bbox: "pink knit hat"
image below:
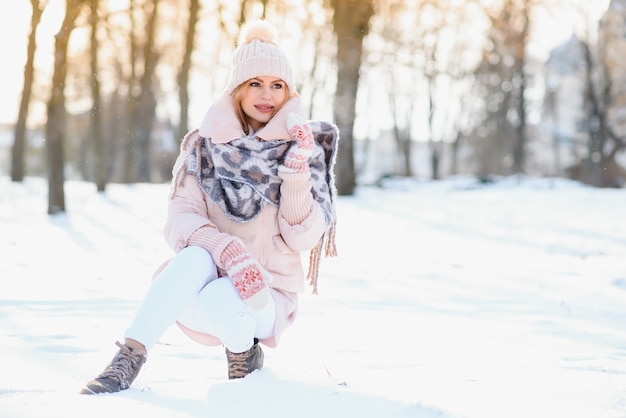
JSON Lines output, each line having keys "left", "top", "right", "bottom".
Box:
{"left": 226, "top": 20, "right": 295, "bottom": 94}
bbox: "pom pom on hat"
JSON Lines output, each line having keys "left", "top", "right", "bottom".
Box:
{"left": 238, "top": 20, "right": 277, "bottom": 44}
{"left": 227, "top": 20, "right": 295, "bottom": 94}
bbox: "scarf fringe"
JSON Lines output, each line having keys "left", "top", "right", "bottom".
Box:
{"left": 306, "top": 221, "right": 338, "bottom": 295}
{"left": 324, "top": 221, "right": 337, "bottom": 257}
{"left": 307, "top": 243, "right": 322, "bottom": 295}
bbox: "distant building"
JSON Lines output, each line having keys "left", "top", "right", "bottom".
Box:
{"left": 542, "top": 35, "right": 589, "bottom": 174}
{"left": 542, "top": 0, "right": 626, "bottom": 186}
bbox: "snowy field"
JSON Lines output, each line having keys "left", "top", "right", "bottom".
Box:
{"left": 1, "top": 175, "right": 625, "bottom": 418}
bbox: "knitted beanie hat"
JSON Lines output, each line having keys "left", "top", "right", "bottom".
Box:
{"left": 226, "top": 20, "right": 295, "bottom": 94}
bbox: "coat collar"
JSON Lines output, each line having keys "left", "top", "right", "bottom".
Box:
{"left": 199, "top": 89, "right": 305, "bottom": 144}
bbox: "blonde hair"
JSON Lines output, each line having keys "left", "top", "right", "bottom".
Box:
{"left": 232, "top": 82, "right": 290, "bottom": 135}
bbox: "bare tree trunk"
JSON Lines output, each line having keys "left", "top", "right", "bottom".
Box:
{"left": 46, "top": 0, "right": 85, "bottom": 214}
{"left": 427, "top": 74, "right": 439, "bottom": 180}
{"left": 177, "top": 0, "right": 200, "bottom": 141}
{"left": 90, "top": 0, "right": 106, "bottom": 192}
{"left": 123, "top": 0, "right": 159, "bottom": 183}
{"left": 450, "top": 131, "right": 462, "bottom": 175}
{"left": 388, "top": 92, "right": 413, "bottom": 177}
{"left": 238, "top": 0, "right": 248, "bottom": 27}
{"left": 511, "top": 0, "right": 529, "bottom": 174}
{"left": 473, "top": 0, "right": 529, "bottom": 177}
{"left": 123, "top": 0, "right": 138, "bottom": 183}
{"left": 582, "top": 40, "right": 606, "bottom": 187}
{"left": 259, "top": 0, "right": 268, "bottom": 18}
{"left": 331, "top": 0, "right": 374, "bottom": 195}
{"left": 135, "top": 0, "right": 160, "bottom": 182}
{"left": 12, "top": 0, "right": 46, "bottom": 182}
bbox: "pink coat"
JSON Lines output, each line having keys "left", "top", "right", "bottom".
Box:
{"left": 160, "top": 92, "right": 327, "bottom": 348}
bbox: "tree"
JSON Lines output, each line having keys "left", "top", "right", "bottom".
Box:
{"left": 90, "top": 0, "right": 106, "bottom": 192}
{"left": 116, "top": 0, "right": 141, "bottom": 183}
{"left": 539, "top": 0, "right": 623, "bottom": 186}
{"left": 12, "top": 0, "right": 46, "bottom": 182}
{"left": 469, "top": 0, "right": 534, "bottom": 177}
{"left": 510, "top": 0, "right": 531, "bottom": 174}
{"left": 46, "top": 0, "right": 87, "bottom": 214}
{"left": 177, "top": 0, "right": 200, "bottom": 141}
{"left": 136, "top": 0, "right": 159, "bottom": 183}
{"left": 374, "top": 0, "right": 422, "bottom": 178}
{"left": 122, "top": 0, "right": 160, "bottom": 183}
{"left": 330, "top": 0, "right": 374, "bottom": 195}
{"left": 592, "top": 1, "right": 626, "bottom": 187}
{"left": 368, "top": 0, "right": 480, "bottom": 180}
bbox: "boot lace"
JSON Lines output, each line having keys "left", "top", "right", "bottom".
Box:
{"left": 99, "top": 341, "right": 144, "bottom": 389}
{"left": 228, "top": 351, "right": 250, "bottom": 379}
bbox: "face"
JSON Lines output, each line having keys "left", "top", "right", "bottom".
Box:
{"left": 239, "top": 76, "right": 288, "bottom": 131}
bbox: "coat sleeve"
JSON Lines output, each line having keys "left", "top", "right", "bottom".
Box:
{"left": 278, "top": 203, "right": 327, "bottom": 252}
{"left": 165, "top": 169, "right": 211, "bottom": 251}
{"left": 277, "top": 170, "right": 327, "bottom": 252}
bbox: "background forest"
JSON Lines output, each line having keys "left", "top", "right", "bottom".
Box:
{"left": 0, "top": 0, "right": 622, "bottom": 215}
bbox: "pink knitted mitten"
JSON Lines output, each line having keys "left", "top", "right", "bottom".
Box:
{"left": 280, "top": 113, "right": 315, "bottom": 173}
{"left": 220, "top": 239, "right": 271, "bottom": 309}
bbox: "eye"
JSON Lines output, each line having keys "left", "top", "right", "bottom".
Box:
{"left": 272, "top": 82, "right": 284, "bottom": 89}
{"left": 249, "top": 81, "right": 261, "bottom": 87}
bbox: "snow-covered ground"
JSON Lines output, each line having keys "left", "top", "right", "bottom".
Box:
{"left": 1, "top": 175, "right": 625, "bottom": 418}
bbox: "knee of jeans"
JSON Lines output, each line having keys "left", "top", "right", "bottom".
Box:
{"left": 178, "top": 245, "right": 212, "bottom": 264}
{"left": 178, "top": 246, "right": 217, "bottom": 273}
{"left": 197, "top": 278, "right": 242, "bottom": 314}
{"left": 156, "top": 246, "right": 218, "bottom": 291}
{"left": 196, "top": 279, "right": 255, "bottom": 344}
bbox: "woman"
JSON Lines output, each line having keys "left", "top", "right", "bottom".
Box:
{"left": 80, "top": 19, "right": 338, "bottom": 395}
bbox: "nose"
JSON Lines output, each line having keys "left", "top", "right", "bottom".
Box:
{"left": 260, "top": 86, "right": 272, "bottom": 99}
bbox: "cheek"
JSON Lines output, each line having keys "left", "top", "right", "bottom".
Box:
{"left": 241, "top": 96, "right": 255, "bottom": 111}
{"left": 240, "top": 88, "right": 256, "bottom": 103}
{"left": 273, "top": 90, "right": 287, "bottom": 105}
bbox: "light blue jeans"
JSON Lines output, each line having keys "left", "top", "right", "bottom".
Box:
{"left": 124, "top": 246, "right": 276, "bottom": 353}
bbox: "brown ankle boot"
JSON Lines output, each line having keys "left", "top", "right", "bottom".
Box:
{"left": 225, "top": 340, "right": 264, "bottom": 379}
{"left": 80, "top": 341, "right": 147, "bottom": 395}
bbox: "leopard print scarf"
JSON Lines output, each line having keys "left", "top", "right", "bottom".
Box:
{"left": 183, "top": 121, "right": 339, "bottom": 292}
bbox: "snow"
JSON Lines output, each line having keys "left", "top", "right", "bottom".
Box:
{"left": 1, "top": 174, "right": 625, "bottom": 418}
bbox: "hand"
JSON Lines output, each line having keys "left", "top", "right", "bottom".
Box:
{"left": 280, "top": 113, "right": 315, "bottom": 173}
{"left": 220, "top": 238, "right": 271, "bottom": 309}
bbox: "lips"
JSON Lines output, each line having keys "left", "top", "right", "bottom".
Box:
{"left": 255, "top": 104, "right": 274, "bottom": 113}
